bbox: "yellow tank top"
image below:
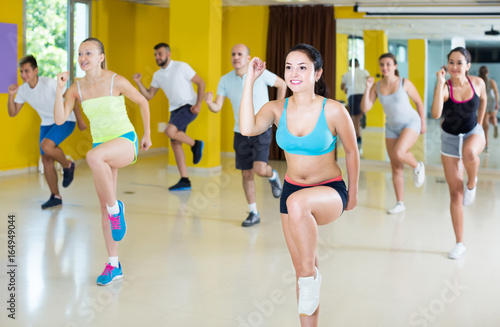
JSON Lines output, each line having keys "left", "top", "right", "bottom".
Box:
{"left": 78, "top": 74, "right": 135, "bottom": 143}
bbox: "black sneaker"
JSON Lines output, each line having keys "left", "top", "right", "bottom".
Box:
{"left": 361, "top": 114, "right": 367, "bottom": 129}
{"left": 269, "top": 169, "right": 283, "bottom": 198}
{"left": 62, "top": 162, "right": 75, "bottom": 188}
{"left": 168, "top": 179, "right": 192, "bottom": 191}
{"left": 242, "top": 212, "right": 260, "bottom": 227}
{"left": 41, "top": 194, "right": 62, "bottom": 209}
{"left": 191, "top": 140, "right": 204, "bottom": 164}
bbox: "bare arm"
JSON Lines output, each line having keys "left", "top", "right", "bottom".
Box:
{"left": 404, "top": 78, "right": 426, "bottom": 134}
{"left": 431, "top": 69, "right": 447, "bottom": 119}
{"left": 329, "top": 100, "right": 359, "bottom": 211}
{"left": 115, "top": 74, "right": 151, "bottom": 151}
{"left": 473, "top": 76, "right": 487, "bottom": 125}
{"left": 132, "top": 73, "right": 159, "bottom": 101}
{"left": 340, "top": 82, "right": 347, "bottom": 94}
{"left": 239, "top": 57, "right": 276, "bottom": 136}
{"left": 7, "top": 84, "right": 23, "bottom": 117}
{"left": 204, "top": 92, "right": 225, "bottom": 113}
{"left": 274, "top": 76, "right": 287, "bottom": 100}
{"left": 54, "top": 72, "right": 78, "bottom": 125}
{"left": 190, "top": 74, "right": 205, "bottom": 114}
{"left": 71, "top": 100, "right": 87, "bottom": 131}
{"left": 360, "top": 77, "right": 377, "bottom": 113}
{"left": 491, "top": 79, "right": 499, "bottom": 110}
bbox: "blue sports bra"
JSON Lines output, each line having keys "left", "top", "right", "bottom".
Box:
{"left": 276, "top": 97, "right": 337, "bottom": 156}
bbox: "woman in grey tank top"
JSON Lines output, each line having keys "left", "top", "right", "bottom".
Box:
{"left": 478, "top": 66, "right": 499, "bottom": 150}
{"left": 361, "top": 53, "right": 426, "bottom": 215}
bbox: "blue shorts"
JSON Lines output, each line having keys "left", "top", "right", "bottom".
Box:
{"left": 385, "top": 118, "right": 421, "bottom": 138}
{"left": 93, "top": 131, "right": 139, "bottom": 164}
{"left": 280, "top": 175, "right": 348, "bottom": 214}
{"left": 233, "top": 129, "right": 272, "bottom": 170}
{"left": 39, "top": 121, "right": 76, "bottom": 155}
{"left": 169, "top": 104, "right": 197, "bottom": 132}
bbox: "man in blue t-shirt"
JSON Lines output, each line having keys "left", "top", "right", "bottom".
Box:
{"left": 205, "top": 44, "right": 286, "bottom": 227}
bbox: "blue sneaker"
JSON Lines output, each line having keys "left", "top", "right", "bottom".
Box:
{"left": 96, "top": 263, "right": 123, "bottom": 286}
{"left": 109, "top": 200, "right": 126, "bottom": 241}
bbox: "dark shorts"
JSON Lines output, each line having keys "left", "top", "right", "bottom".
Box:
{"left": 233, "top": 129, "right": 272, "bottom": 170}
{"left": 93, "top": 131, "right": 139, "bottom": 164}
{"left": 39, "top": 121, "right": 76, "bottom": 155}
{"left": 280, "top": 175, "right": 348, "bottom": 214}
{"left": 169, "top": 104, "right": 197, "bottom": 132}
{"left": 348, "top": 94, "right": 363, "bottom": 116}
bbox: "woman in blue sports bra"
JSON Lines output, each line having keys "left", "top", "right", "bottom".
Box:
{"left": 240, "top": 44, "right": 359, "bottom": 326}
{"left": 54, "top": 38, "right": 151, "bottom": 286}
{"left": 361, "top": 53, "right": 426, "bottom": 215}
{"left": 431, "top": 47, "right": 486, "bottom": 260}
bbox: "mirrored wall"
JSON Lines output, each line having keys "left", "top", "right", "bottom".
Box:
{"left": 336, "top": 17, "right": 500, "bottom": 170}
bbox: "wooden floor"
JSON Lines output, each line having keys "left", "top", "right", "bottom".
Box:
{"left": 1, "top": 153, "right": 500, "bottom": 327}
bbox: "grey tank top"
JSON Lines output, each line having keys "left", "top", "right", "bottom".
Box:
{"left": 377, "top": 77, "right": 420, "bottom": 126}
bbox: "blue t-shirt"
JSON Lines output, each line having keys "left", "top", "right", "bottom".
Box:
{"left": 217, "top": 69, "right": 277, "bottom": 133}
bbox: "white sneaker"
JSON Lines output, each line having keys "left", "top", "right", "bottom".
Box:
{"left": 463, "top": 177, "right": 478, "bottom": 206}
{"left": 387, "top": 202, "right": 406, "bottom": 214}
{"left": 413, "top": 161, "right": 425, "bottom": 188}
{"left": 448, "top": 242, "right": 466, "bottom": 259}
{"left": 298, "top": 267, "right": 321, "bottom": 316}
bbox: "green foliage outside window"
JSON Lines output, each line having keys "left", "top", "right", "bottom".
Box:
{"left": 26, "top": 0, "right": 67, "bottom": 78}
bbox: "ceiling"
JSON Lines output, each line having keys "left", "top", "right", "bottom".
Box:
{"left": 119, "top": 0, "right": 500, "bottom": 45}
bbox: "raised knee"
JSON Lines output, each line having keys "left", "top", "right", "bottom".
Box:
{"left": 85, "top": 149, "right": 101, "bottom": 167}
{"left": 40, "top": 140, "right": 55, "bottom": 154}
{"left": 287, "top": 195, "right": 308, "bottom": 219}
{"left": 393, "top": 150, "right": 406, "bottom": 163}
{"left": 462, "top": 151, "right": 476, "bottom": 164}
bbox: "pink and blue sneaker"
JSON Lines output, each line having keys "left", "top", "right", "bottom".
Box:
{"left": 96, "top": 263, "right": 123, "bottom": 286}
{"left": 109, "top": 200, "right": 126, "bottom": 241}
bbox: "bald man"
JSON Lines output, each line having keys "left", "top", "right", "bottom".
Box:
{"left": 205, "top": 44, "right": 287, "bottom": 227}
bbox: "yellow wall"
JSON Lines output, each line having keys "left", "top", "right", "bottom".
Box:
{"left": 336, "top": 33, "right": 348, "bottom": 104}
{"left": 0, "top": 1, "right": 40, "bottom": 171}
{"left": 169, "top": 0, "right": 221, "bottom": 168}
{"left": 408, "top": 39, "right": 427, "bottom": 162}
{"left": 219, "top": 6, "right": 269, "bottom": 153}
{"left": 364, "top": 30, "right": 388, "bottom": 128}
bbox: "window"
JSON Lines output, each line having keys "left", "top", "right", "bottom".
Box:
{"left": 69, "top": 0, "right": 92, "bottom": 82}
{"left": 347, "top": 36, "right": 365, "bottom": 69}
{"left": 25, "top": 0, "right": 67, "bottom": 78}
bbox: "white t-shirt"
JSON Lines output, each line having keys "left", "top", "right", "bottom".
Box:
{"left": 217, "top": 69, "right": 277, "bottom": 133}
{"left": 15, "top": 76, "right": 75, "bottom": 126}
{"left": 341, "top": 67, "right": 370, "bottom": 97}
{"left": 151, "top": 60, "right": 197, "bottom": 111}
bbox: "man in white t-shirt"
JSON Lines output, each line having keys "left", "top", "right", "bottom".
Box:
{"left": 7, "top": 55, "right": 86, "bottom": 209}
{"left": 341, "top": 59, "right": 370, "bottom": 151}
{"left": 133, "top": 43, "right": 205, "bottom": 191}
{"left": 204, "top": 44, "right": 287, "bottom": 227}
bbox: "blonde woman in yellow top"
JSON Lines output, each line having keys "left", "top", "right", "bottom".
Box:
{"left": 54, "top": 37, "right": 151, "bottom": 285}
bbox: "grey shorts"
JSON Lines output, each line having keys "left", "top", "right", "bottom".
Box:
{"left": 441, "top": 124, "right": 485, "bottom": 158}
{"left": 385, "top": 118, "right": 421, "bottom": 138}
